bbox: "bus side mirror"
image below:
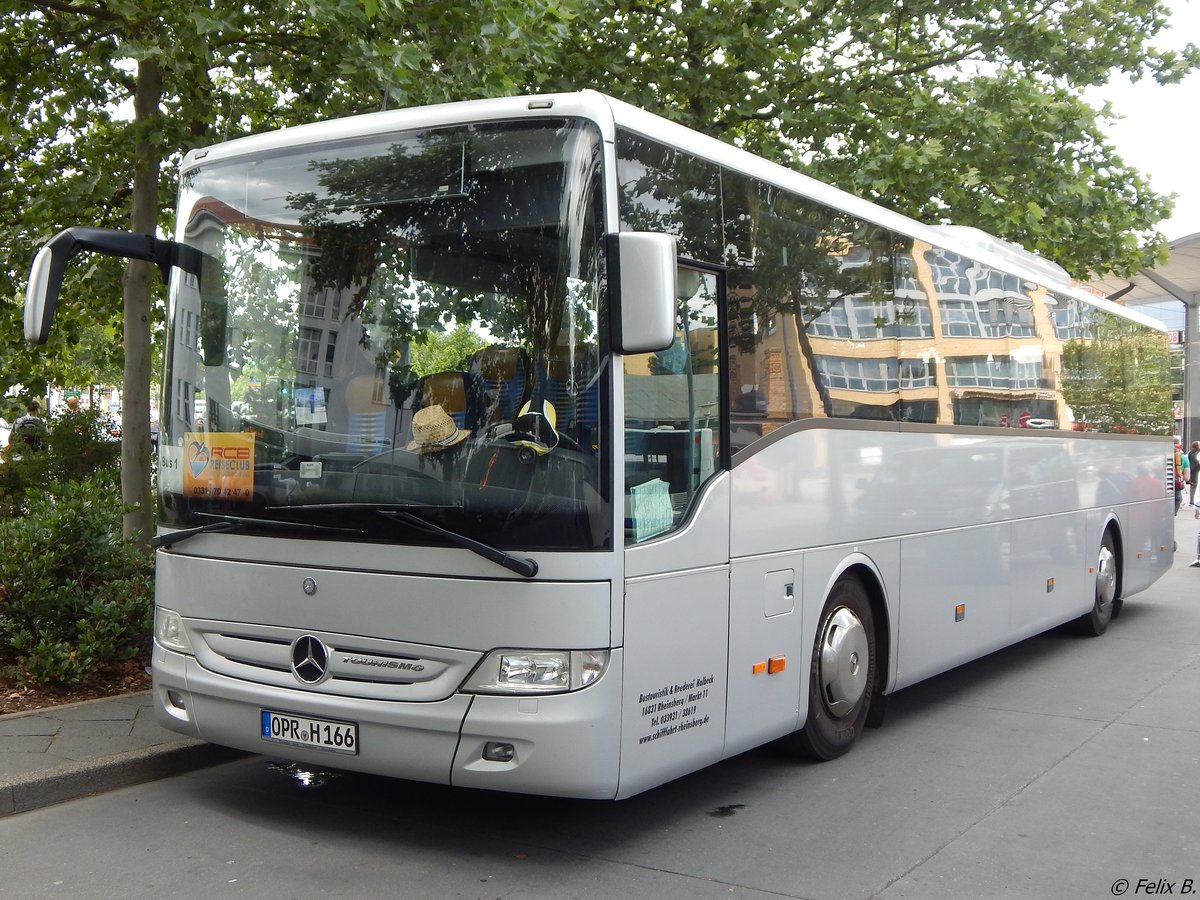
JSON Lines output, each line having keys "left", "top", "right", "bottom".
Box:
{"left": 24, "top": 226, "right": 223, "bottom": 345}
{"left": 609, "top": 232, "right": 677, "bottom": 354}
{"left": 25, "top": 240, "right": 70, "bottom": 344}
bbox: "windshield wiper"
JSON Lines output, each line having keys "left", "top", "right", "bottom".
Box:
{"left": 265, "top": 503, "right": 536, "bottom": 577}
{"left": 151, "top": 520, "right": 239, "bottom": 549}
{"left": 153, "top": 507, "right": 537, "bottom": 578}
{"left": 377, "top": 509, "right": 539, "bottom": 579}
{"left": 275, "top": 502, "right": 462, "bottom": 512}
{"left": 152, "top": 513, "right": 363, "bottom": 550}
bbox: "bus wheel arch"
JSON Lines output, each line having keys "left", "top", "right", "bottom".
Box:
{"left": 789, "top": 565, "right": 886, "bottom": 760}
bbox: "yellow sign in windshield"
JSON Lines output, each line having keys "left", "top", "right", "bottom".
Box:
{"left": 183, "top": 432, "right": 255, "bottom": 501}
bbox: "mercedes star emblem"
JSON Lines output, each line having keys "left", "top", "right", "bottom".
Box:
{"left": 291, "top": 634, "right": 329, "bottom": 684}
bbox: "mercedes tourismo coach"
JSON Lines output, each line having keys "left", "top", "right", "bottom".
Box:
{"left": 25, "top": 91, "right": 1175, "bottom": 798}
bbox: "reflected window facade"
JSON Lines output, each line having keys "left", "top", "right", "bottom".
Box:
{"left": 815, "top": 357, "right": 899, "bottom": 392}
{"left": 946, "top": 356, "right": 1046, "bottom": 390}
{"left": 926, "top": 249, "right": 1038, "bottom": 338}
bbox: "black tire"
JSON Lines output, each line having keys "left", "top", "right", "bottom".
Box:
{"left": 1075, "top": 530, "right": 1119, "bottom": 636}
{"left": 791, "top": 575, "right": 877, "bottom": 760}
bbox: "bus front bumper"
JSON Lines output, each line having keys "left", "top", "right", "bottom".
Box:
{"left": 152, "top": 643, "right": 623, "bottom": 799}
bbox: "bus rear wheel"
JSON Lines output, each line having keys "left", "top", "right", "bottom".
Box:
{"left": 791, "top": 575, "right": 877, "bottom": 760}
{"left": 1076, "top": 530, "right": 1119, "bottom": 636}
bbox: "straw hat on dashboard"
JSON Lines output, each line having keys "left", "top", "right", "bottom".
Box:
{"left": 405, "top": 405, "right": 470, "bottom": 454}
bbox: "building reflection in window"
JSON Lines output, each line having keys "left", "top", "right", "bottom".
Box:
{"left": 615, "top": 129, "right": 1174, "bottom": 454}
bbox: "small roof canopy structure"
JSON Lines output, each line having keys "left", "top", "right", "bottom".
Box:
{"left": 1089, "top": 232, "right": 1200, "bottom": 307}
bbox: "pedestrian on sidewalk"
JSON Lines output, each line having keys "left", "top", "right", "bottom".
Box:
{"left": 1174, "top": 438, "right": 1186, "bottom": 515}
{"left": 10, "top": 400, "right": 46, "bottom": 452}
{"left": 1189, "top": 441, "right": 1200, "bottom": 511}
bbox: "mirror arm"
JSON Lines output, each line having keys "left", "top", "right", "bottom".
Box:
{"left": 162, "top": 241, "right": 207, "bottom": 283}
{"left": 48, "top": 227, "right": 185, "bottom": 283}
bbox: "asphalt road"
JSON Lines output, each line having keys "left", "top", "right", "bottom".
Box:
{"left": 2, "top": 524, "right": 1198, "bottom": 900}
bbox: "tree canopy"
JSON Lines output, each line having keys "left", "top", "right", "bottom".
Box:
{"left": 548, "top": 0, "right": 1197, "bottom": 278}
{"left": 0, "top": 0, "right": 574, "bottom": 537}
{"left": 1, "top": 0, "right": 1195, "bottom": 538}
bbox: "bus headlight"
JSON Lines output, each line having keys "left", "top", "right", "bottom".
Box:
{"left": 154, "top": 606, "right": 194, "bottom": 655}
{"left": 463, "top": 649, "right": 609, "bottom": 694}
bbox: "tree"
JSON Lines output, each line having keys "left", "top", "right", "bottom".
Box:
{"left": 547, "top": 0, "right": 1198, "bottom": 279}
{"left": 1062, "top": 310, "right": 1174, "bottom": 434}
{"left": 0, "top": 0, "right": 575, "bottom": 541}
{"left": 410, "top": 325, "right": 491, "bottom": 379}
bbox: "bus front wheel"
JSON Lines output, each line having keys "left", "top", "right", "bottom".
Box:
{"left": 791, "top": 575, "right": 877, "bottom": 760}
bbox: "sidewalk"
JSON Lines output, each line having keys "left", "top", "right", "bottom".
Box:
{"left": 0, "top": 690, "right": 244, "bottom": 817}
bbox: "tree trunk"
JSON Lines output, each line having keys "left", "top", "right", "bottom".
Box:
{"left": 121, "top": 56, "right": 164, "bottom": 543}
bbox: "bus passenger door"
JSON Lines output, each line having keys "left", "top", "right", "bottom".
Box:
{"left": 617, "top": 265, "right": 732, "bottom": 798}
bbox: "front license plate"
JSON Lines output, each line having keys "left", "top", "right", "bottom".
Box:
{"left": 261, "top": 709, "right": 358, "bottom": 755}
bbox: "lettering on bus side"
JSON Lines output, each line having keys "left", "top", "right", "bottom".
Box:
{"left": 636, "top": 674, "right": 717, "bottom": 745}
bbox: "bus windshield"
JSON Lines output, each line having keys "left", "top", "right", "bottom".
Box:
{"left": 159, "top": 119, "right": 610, "bottom": 551}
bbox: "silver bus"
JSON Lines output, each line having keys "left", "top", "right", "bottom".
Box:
{"left": 25, "top": 91, "right": 1174, "bottom": 799}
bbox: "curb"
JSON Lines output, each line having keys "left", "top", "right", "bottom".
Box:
{"left": 1, "top": 737, "right": 247, "bottom": 818}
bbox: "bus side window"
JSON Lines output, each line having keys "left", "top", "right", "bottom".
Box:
{"left": 624, "top": 267, "right": 721, "bottom": 544}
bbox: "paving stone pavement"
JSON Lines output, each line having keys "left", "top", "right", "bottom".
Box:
{"left": 0, "top": 690, "right": 243, "bottom": 817}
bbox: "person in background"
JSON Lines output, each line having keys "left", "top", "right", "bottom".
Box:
{"left": 10, "top": 400, "right": 47, "bottom": 452}
{"left": 1188, "top": 441, "right": 1200, "bottom": 514}
{"left": 1181, "top": 439, "right": 1190, "bottom": 501}
{"left": 1174, "top": 437, "right": 1186, "bottom": 515}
